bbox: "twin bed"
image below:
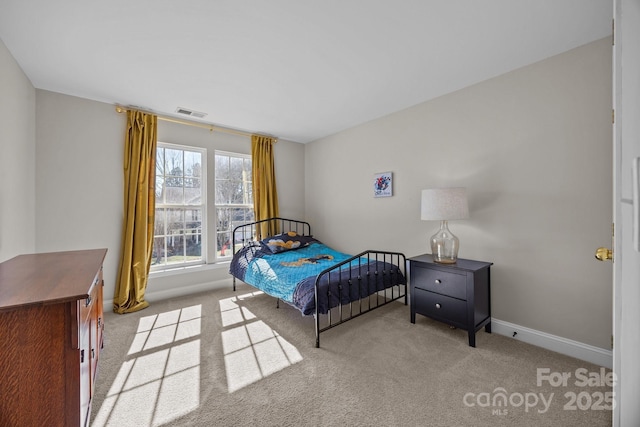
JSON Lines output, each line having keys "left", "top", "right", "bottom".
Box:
{"left": 229, "top": 217, "right": 407, "bottom": 347}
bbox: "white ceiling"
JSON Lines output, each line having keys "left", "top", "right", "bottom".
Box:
{"left": 0, "top": 1, "right": 612, "bottom": 143}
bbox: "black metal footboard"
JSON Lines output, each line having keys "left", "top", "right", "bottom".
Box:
{"left": 230, "top": 218, "right": 407, "bottom": 348}
{"left": 313, "top": 250, "right": 407, "bottom": 348}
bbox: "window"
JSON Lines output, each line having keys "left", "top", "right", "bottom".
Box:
{"left": 151, "top": 145, "right": 252, "bottom": 271}
{"left": 215, "top": 151, "right": 253, "bottom": 259}
{"left": 153, "top": 143, "right": 206, "bottom": 269}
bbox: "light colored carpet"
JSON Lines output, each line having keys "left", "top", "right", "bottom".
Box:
{"left": 90, "top": 280, "right": 612, "bottom": 427}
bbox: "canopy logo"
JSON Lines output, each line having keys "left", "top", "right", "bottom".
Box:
{"left": 463, "top": 367, "right": 615, "bottom": 416}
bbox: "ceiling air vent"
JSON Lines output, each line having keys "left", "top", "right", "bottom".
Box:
{"left": 176, "top": 107, "right": 207, "bottom": 119}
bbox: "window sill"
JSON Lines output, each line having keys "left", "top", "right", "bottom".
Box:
{"left": 149, "top": 261, "right": 230, "bottom": 279}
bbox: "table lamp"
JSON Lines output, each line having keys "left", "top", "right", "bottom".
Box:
{"left": 421, "top": 188, "right": 469, "bottom": 263}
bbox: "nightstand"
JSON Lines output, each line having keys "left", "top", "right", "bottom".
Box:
{"left": 409, "top": 254, "right": 492, "bottom": 347}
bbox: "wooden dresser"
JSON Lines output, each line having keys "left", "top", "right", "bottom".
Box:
{"left": 0, "top": 248, "right": 107, "bottom": 427}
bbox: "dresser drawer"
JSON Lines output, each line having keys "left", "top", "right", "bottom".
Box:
{"left": 412, "top": 265, "right": 466, "bottom": 300}
{"left": 414, "top": 289, "right": 467, "bottom": 325}
{"left": 79, "top": 278, "right": 99, "bottom": 326}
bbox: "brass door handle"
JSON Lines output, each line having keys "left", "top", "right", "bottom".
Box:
{"left": 595, "top": 247, "right": 613, "bottom": 261}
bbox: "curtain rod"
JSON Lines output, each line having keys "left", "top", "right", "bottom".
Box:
{"left": 115, "top": 106, "right": 277, "bottom": 141}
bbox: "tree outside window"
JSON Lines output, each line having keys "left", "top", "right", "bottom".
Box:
{"left": 153, "top": 144, "right": 205, "bottom": 269}
{"left": 215, "top": 152, "right": 253, "bottom": 257}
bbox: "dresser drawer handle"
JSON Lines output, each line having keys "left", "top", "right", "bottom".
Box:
{"left": 435, "top": 303, "right": 441, "bottom": 309}
{"left": 435, "top": 279, "right": 442, "bottom": 284}
{"left": 85, "top": 296, "right": 92, "bottom": 307}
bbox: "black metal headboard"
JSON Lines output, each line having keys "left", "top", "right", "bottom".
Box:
{"left": 232, "top": 217, "right": 311, "bottom": 255}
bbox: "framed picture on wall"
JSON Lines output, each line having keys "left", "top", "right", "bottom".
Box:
{"left": 373, "top": 172, "right": 393, "bottom": 198}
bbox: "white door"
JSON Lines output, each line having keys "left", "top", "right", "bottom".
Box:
{"left": 612, "top": 1, "right": 640, "bottom": 425}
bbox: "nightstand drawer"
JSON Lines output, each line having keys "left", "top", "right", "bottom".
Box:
{"left": 412, "top": 265, "right": 466, "bottom": 300}
{"left": 414, "top": 289, "right": 467, "bottom": 325}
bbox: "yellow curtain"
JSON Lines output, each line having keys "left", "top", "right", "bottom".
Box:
{"left": 114, "top": 110, "right": 158, "bottom": 314}
{"left": 251, "top": 135, "right": 279, "bottom": 239}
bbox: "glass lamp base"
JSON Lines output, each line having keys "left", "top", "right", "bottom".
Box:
{"left": 430, "top": 220, "right": 460, "bottom": 264}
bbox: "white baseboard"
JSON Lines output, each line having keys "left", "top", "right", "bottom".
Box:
{"left": 492, "top": 319, "right": 612, "bottom": 369}
{"left": 103, "top": 278, "right": 232, "bottom": 312}
{"left": 147, "top": 278, "right": 232, "bottom": 301}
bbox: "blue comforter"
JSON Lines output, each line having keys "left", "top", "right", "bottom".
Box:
{"left": 229, "top": 240, "right": 406, "bottom": 315}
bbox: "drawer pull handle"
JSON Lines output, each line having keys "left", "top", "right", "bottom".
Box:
{"left": 85, "top": 296, "right": 92, "bottom": 307}
{"left": 435, "top": 303, "right": 441, "bottom": 309}
{"left": 435, "top": 279, "right": 442, "bottom": 284}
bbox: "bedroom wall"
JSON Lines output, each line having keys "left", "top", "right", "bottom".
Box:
{"left": 35, "top": 91, "right": 125, "bottom": 301}
{"left": 304, "top": 38, "right": 613, "bottom": 350}
{"left": 0, "top": 38, "right": 36, "bottom": 262}
{"left": 34, "top": 90, "right": 305, "bottom": 304}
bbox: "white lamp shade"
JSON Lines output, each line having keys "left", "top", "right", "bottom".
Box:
{"left": 421, "top": 188, "right": 469, "bottom": 221}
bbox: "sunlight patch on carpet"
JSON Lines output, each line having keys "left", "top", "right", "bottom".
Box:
{"left": 92, "top": 305, "right": 202, "bottom": 427}
{"left": 220, "top": 292, "right": 303, "bottom": 392}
